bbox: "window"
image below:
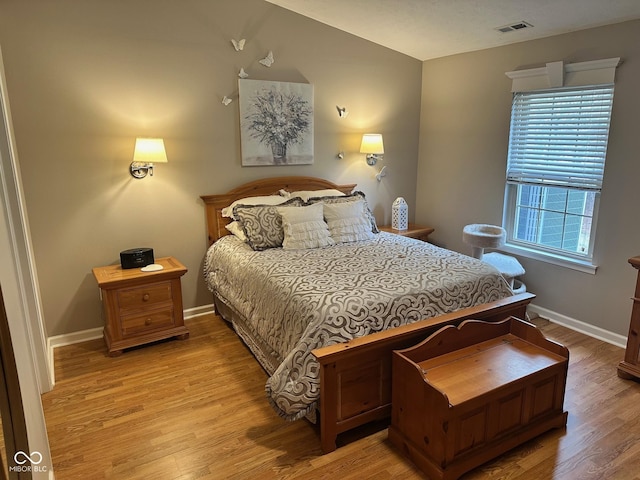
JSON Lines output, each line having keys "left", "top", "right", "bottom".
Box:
{"left": 503, "top": 85, "right": 614, "bottom": 266}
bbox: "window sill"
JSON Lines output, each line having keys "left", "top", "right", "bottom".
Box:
{"left": 500, "top": 243, "right": 598, "bottom": 275}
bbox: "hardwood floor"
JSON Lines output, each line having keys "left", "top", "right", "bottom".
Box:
{"left": 42, "top": 313, "right": 640, "bottom": 480}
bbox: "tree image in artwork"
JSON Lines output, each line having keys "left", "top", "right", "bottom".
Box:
{"left": 239, "top": 80, "right": 314, "bottom": 165}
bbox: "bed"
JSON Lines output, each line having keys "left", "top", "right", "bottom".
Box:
{"left": 201, "top": 176, "right": 534, "bottom": 453}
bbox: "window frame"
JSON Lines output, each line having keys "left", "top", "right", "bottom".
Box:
{"left": 501, "top": 72, "right": 618, "bottom": 274}
{"left": 502, "top": 183, "right": 601, "bottom": 274}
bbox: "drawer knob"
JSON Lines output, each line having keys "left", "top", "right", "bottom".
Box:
{"left": 142, "top": 293, "right": 150, "bottom": 302}
{"left": 145, "top": 318, "right": 152, "bottom": 326}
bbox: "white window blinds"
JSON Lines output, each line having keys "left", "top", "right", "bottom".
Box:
{"left": 506, "top": 85, "right": 614, "bottom": 191}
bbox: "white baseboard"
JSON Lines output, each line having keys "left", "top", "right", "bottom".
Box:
{"left": 184, "top": 304, "right": 215, "bottom": 319}
{"left": 46, "top": 305, "right": 216, "bottom": 386}
{"left": 48, "top": 327, "right": 103, "bottom": 350}
{"left": 528, "top": 303, "right": 627, "bottom": 349}
{"left": 47, "top": 327, "right": 103, "bottom": 387}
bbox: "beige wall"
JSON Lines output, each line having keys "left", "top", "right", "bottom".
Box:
{"left": 0, "top": 0, "right": 422, "bottom": 336}
{"left": 3, "top": 0, "right": 635, "bottom": 341}
{"left": 417, "top": 20, "right": 640, "bottom": 337}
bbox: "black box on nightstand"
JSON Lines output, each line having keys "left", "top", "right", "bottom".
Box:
{"left": 119, "top": 247, "right": 154, "bottom": 269}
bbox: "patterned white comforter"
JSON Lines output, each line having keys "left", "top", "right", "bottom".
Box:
{"left": 204, "top": 233, "right": 512, "bottom": 421}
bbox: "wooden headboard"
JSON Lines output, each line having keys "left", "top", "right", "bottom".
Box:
{"left": 200, "top": 176, "right": 357, "bottom": 246}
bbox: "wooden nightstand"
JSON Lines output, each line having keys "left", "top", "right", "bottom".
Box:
{"left": 92, "top": 256, "right": 189, "bottom": 356}
{"left": 379, "top": 223, "right": 435, "bottom": 242}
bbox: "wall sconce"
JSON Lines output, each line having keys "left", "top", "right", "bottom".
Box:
{"left": 129, "top": 138, "right": 168, "bottom": 179}
{"left": 360, "top": 134, "right": 384, "bottom": 166}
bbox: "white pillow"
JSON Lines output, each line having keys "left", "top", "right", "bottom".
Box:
{"left": 323, "top": 200, "right": 376, "bottom": 244}
{"left": 221, "top": 195, "right": 291, "bottom": 218}
{"left": 224, "top": 221, "right": 247, "bottom": 242}
{"left": 277, "top": 203, "right": 334, "bottom": 250}
{"left": 284, "top": 189, "right": 346, "bottom": 202}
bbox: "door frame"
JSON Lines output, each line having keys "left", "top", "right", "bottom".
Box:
{"left": 0, "top": 45, "right": 53, "bottom": 478}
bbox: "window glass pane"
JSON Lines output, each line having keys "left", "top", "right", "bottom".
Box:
{"left": 540, "top": 210, "right": 564, "bottom": 248}
{"left": 563, "top": 214, "right": 583, "bottom": 251}
{"left": 566, "top": 190, "right": 586, "bottom": 214}
{"left": 542, "top": 188, "right": 567, "bottom": 213}
{"left": 515, "top": 208, "right": 537, "bottom": 242}
{"left": 576, "top": 215, "right": 593, "bottom": 254}
{"left": 519, "top": 184, "right": 541, "bottom": 209}
{"left": 511, "top": 184, "right": 595, "bottom": 257}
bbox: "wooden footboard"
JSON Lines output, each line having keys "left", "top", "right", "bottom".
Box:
{"left": 311, "top": 292, "right": 535, "bottom": 454}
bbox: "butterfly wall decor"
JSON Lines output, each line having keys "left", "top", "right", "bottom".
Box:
{"left": 336, "top": 106, "right": 348, "bottom": 118}
{"left": 259, "top": 51, "right": 274, "bottom": 67}
{"left": 238, "top": 68, "right": 249, "bottom": 79}
{"left": 221, "top": 96, "right": 233, "bottom": 106}
{"left": 231, "top": 38, "right": 245, "bottom": 51}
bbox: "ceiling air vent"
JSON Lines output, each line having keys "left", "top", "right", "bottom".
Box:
{"left": 496, "top": 21, "right": 533, "bottom": 33}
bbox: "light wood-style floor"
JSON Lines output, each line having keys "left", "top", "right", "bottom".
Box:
{"left": 42, "top": 313, "right": 640, "bottom": 480}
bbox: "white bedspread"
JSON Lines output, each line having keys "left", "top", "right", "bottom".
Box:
{"left": 204, "top": 233, "right": 513, "bottom": 420}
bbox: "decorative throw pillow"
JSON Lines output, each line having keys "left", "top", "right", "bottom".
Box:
{"left": 233, "top": 197, "right": 303, "bottom": 251}
{"left": 323, "top": 200, "right": 376, "bottom": 243}
{"left": 307, "top": 191, "right": 379, "bottom": 233}
{"left": 277, "top": 202, "right": 334, "bottom": 250}
{"left": 224, "top": 221, "right": 247, "bottom": 242}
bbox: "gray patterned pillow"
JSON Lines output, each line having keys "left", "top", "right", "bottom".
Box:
{"left": 306, "top": 191, "right": 379, "bottom": 233}
{"left": 233, "top": 197, "right": 304, "bottom": 251}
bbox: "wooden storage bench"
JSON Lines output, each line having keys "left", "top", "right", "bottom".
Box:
{"left": 389, "top": 317, "right": 569, "bottom": 480}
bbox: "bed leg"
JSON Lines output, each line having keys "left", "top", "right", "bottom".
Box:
{"left": 320, "top": 362, "right": 338, "bottom": 453}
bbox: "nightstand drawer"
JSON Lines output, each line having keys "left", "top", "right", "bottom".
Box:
{"left": 120, "top": 307, "right": 175, "bottom": 337}
{"left": 117, "top": 282, "right": 172, "bottom": 311}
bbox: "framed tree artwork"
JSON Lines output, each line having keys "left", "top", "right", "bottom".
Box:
{"left": 238, "top": 79, "right": 314, "bottom": 166}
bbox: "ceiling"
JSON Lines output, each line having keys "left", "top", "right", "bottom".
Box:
{"left": 265, "top": 0, "right": 640, "bottom": 61}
